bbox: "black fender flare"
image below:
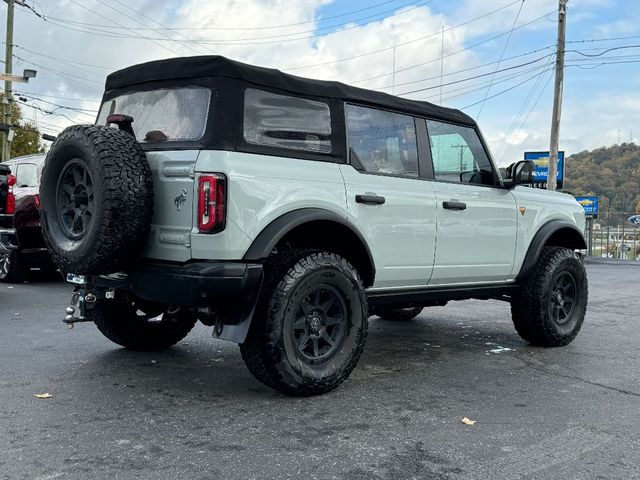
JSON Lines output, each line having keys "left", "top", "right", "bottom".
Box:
{"left": 243, "top": 207, "right": 375, "bottom": 282}
{"left": 516, "top": 220, "right": 587, "bottom": 280}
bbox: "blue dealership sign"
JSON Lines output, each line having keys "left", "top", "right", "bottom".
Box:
{"left": 629, "top": 215, "right": 640, "bottom": 227}
{"left": 524, "top": 151, "right": 565, "bottom": 188}
{"left": 576, "top": 196, "right": 599, "bottom": 216}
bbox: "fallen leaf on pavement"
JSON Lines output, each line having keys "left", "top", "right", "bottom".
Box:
{"left": 461, "top": 417, "right": 476, "bottom": 426}
{"left": 34, "top": 393, "right": 52, "bottom": 399}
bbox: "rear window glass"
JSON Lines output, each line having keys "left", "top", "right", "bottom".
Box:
{"left": 96, "top": 87, "right": 211, "bottom": 143}
{"left": 243, "top": 88, "right": 332, "bottom": 153}
{"left": 15, "top": 163, "right": 39, "bottom": 187}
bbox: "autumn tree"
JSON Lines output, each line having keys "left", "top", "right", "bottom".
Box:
{"left": 0, "top": 92, "right": 43, "bottom": 160}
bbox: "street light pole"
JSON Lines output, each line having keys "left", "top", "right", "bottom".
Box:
{"left": 2, "top": 0, "right": 14, "bottom": 163}
{"left": 547, "top": 0, "right": 568, "bottom": 191}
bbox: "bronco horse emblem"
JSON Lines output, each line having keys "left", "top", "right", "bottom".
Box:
{"left": 174, "top": 188, "right": 188, "bottom": 211}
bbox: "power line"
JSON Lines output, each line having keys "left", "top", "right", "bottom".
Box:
{"left": 30, "top": 0, "right": 434, "bottom": 46}
{"left": 13, "top": 90, "right": 101, "bottom": 103}
{"left": 350, "top": 43, "right": 555, "bottom": 86}
{"left": 460, "top": 68, "right": 550, "bottom": 110}
{"left": 65, "top": 0, "right": 185, "bottom": 57}
{"left": 43, "top": 0, "right": 405, "bottom": 32}
{"left": 475, "top": 0, "right": 525, "bottom": 119}
{"left": 14, "top": 45, "right": 116, "bottom": 71}
{"left": 98, "top": 0, "right": 211, "bottom": 56}
{"left": 285, "top": 1, "right": 528, "bottom": 72}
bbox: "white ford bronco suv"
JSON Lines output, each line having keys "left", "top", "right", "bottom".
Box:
{"left": 39, "top": 56, "right": 587, "bottom": 396}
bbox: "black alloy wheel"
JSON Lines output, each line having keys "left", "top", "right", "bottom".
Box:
{"left": 292, "top": 285, "right": 347, "bottom": 363}
{"left": 56, "top": 159, "right": 94, "bottom": 240}
{"left": 548, "top": 271, "right": 577, "bottom": 326}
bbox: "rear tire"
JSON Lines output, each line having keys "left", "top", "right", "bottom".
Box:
{"left": 511, "top": 247, "right": 588, "bottom": 347}
{"left": 376, "top": 307, "right": 423, "bottom": 321}
{"left": 0, "top": 251, "right": 28, "bottom": 283}
{"left": 240, "top": 251, "right": 368, "bottom": 396}
{"left": 91, "top": 299, "right": 197, "bottom": 351}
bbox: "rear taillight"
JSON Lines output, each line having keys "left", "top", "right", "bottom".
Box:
{"left": 34, "top": 194, "right": 40, "bottom": 209}
{"left": 6, "top": 174, "right": 16, "bottom": 214}
{"left": 198, "top": 174, "right": 226, "bottom": 233}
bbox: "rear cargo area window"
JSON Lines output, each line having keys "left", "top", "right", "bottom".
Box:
{"left": 243, "top": 88, "right": 332, "bottom": 153}
{"left": 96, "top": 87, "right": 211, "bottom": 143}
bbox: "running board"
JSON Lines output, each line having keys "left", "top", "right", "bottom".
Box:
{"left": 367, "top": 284, "right": 518, "bottom": 308}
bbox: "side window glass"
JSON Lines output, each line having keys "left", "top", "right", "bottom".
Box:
{"left": 426, "top": 120, "right": 495, "bottom": 186}
{"left": 243, "top": 88, "right": 332, "bottom": 153}
{"left": 15, "top": 163, "right": 39, "bottom": 188}
{"left": 346, "top": 104, "right": 418, "bottom": 178}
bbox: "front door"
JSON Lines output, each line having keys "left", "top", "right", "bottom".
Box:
{"left": 342, "top": 104, "right": 436, "bottom": 289}
{"left": 425, "top": 119, "right": 517, "bottom": 285}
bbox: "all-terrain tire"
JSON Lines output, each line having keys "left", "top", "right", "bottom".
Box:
{"left": 376, "top": 307, "right": 423, "bottom": 321}
{"left": 0, "top": 251, "right": 28, "bottom": 283}
{"left": 240, "top": 250, "right": 368, "bottom": 396}
{"left": 40, "top": 125, "right": 153, "bottom": 275}
{"left": 511, "top": 247, "right": 588, "bottom": 347}
{"left": 91, "top": 300, "right": 197, "bottom": 351}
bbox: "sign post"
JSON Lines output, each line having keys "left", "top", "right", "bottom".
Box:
{"left": 576, "top": 196, "right": 599, "bottom": 257}
{"left": 525, "top": 151, "right": 565, "bottom": 189}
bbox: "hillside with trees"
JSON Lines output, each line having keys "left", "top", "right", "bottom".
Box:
{"left": 565, "top": 143, "right": 640, "bottom": 214}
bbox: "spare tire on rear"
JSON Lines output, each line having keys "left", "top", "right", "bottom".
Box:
{"left": 40, "top": 125, "right": 153, "bottom": 275}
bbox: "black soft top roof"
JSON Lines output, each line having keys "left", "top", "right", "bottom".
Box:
{"left": 105, "top": 55, "right": 476, "bottom": 127}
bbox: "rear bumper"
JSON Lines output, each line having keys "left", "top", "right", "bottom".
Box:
{"left": 0, "top": 228, "right": 18, "bottom": 254}
{"left": 90, "top": 261, "right": 263, "bottom": 308}
{"left": 79, "top": 260, "right": 264, "bottom": 343}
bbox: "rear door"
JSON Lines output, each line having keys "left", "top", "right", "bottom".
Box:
{"left": 143, "top": 150, "right": 198, "bottom": 263}
{"left": 341, "top": 104, "right": 437, "bottom": 289}
{"left": 425, "top": 119, "right": 517, "bottom": 285}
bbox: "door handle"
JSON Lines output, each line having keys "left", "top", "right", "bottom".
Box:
{"left": 443, "top": 200, "right": 466, "bottom": 210}
{"left": 356, "top": 194, "right": 386, "bottom": 205}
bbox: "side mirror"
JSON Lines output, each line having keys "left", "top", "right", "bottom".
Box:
{"left": 504, "top": 160, "right": 534, "bottom": 187}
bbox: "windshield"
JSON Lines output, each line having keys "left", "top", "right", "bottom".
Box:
{"left": 96, "top": 87, "right": 211, "bottom": 143}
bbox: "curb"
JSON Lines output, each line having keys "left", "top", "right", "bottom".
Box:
{"left": 584, "top": 257, "right": 640, "bottom": 267}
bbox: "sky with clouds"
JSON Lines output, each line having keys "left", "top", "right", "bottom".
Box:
{"left": 2, "top": 0, "right": 639, "bottom": 165}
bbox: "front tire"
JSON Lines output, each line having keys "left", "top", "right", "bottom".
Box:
{"left": 240, "top": 251, "right": 368, "bottom": 396}
{"left": 91, "top": 299, "right": 197, "bottom": 351}
{"left": 511, "top": 247, "right": 588, "bottom": 347}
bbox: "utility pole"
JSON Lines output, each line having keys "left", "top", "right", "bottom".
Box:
{"left": 2, "top": 0, "right": 15, "bottom": 163}
{"left": 547, "top": 0, "right": 568, "bottom": 192}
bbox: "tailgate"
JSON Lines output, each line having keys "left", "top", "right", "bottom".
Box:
{"left": 141, "top": 150, "right": 199, "bottom": 262}
{"left": 0, "top": 165, "right": 9, "bottom": 215}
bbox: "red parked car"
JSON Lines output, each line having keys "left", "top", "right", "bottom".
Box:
{"left": 0, "top": 154, "right": 57, "bottom": 282}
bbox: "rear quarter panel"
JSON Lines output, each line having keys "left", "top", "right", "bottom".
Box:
{"left": 194, "top": 151, "right": 348, "bottom": 260}
{"left": 509, "top": 187, "right": 585, "bottom": 279}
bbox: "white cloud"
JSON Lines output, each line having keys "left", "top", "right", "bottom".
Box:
{"left": 1, "top": 0, "right": 630, "bottom": 160}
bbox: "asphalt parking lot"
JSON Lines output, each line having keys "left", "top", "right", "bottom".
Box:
{"left": 1, "top": 263, "right": 639, "bottom": 480}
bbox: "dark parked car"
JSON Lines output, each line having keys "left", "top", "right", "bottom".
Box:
{"left": 0, "top": 163, "right": 18, "bottom": 257}
{"left": 0, "top": 154, "right": 56, "bottom": 282}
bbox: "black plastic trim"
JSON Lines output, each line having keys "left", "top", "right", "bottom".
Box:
{"left": 368, "top": 284, "right": 517, "bottom": 308}
{"left": 243, "top": 208, "right": 376, "bottom": 280}
{"left": 89, "top": 260, "right": 264, "bottom": 343}
{"left": 516, "top": 220, "right": 587, "bottom": 280}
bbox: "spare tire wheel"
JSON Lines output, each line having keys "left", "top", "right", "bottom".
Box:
{"left": 40, "top": 125, "right": 153, "bottom": 275}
